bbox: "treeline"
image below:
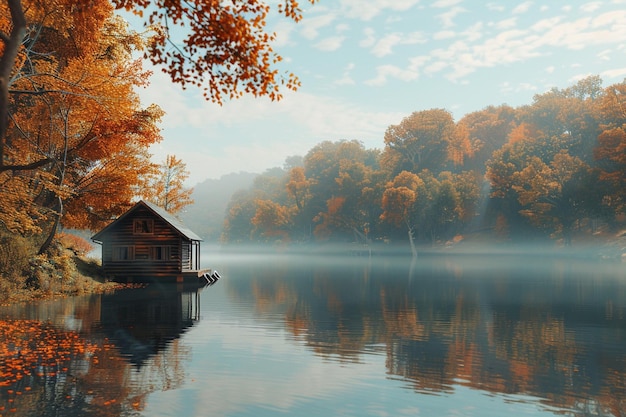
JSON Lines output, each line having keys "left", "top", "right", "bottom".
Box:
{"left": 222, "top": 76, "right": 626, "bottom": 250}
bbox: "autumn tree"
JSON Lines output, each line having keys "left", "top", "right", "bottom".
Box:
{"left": 512, "top": 151, "right": 600, "bottom": 245}
{"left": 303, "top": 140, "right": 379, "bottom": 241}
{"left": 222, "top": 167, "right": 290, "bottom": 243}
{"left": 518, "top": 76, "right": 602, "bottom": 163}
{"left": 0, "top": 1, "right": 164, "bottom": 256}
{"left": 380, "top": 171, "right": 425, "bottom": 257}
{"left": 487, "top": 108, "right": 607, "bottom": 243}
{"left": 594, "top": 80, "right": 626, "bottom": 215}
{"left": 222, "top": 189, "right": 258, "bottom": 244}
{"left": 140, "top": 154, "right": 193, "bottom": 214}
{"left": 251, "top": 199, "right": 292, "bottom": 242}
{"left": 381, "top": 109, "right": 459, "bottom": 176}
{"left": 286, "top": 166, "right": 313, "bottom": 240}
{"left": 1, "top": 0, "right": 316, "bottom": 133}
{"left": 457, "top": 105, "right": 517, "bottom": 174}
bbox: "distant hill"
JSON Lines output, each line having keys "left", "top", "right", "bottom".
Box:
{"left": 179, "top": 172, "right": 257, "bottom": 242}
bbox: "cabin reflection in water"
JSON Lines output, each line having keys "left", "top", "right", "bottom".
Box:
{"left": 96, "top": 285, "right": 202, "bottom": 366}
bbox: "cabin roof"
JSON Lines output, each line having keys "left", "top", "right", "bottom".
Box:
{"left": 91, "top": 200, "right": 202, "bottom": 243}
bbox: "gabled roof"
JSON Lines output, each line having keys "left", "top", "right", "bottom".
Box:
{"left": 91, "top": 200, "right": 202, "bottom": 243}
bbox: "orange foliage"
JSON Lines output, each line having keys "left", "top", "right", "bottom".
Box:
{"left": 0, "top": 1, "right": 163, "bottom": 234}
{"left": 286, "top": 166, "right": 311, "bottom": 212}
{"left": 57, "top": 232, "right": 93, "bottom": 256}
{"left": 507, "top": 122, "right": 542, "bottom": 144}
{"left": 251, "top": 199, "right": 291, "bottom": 241}
{"left": 0, "top": 319, "right": 99, "bottom": 390}
{"left": 111, "top": 0, "right": 316, "bottom": 104}
{"left": 140, "top": 154, "right": 194, "bottom": 214}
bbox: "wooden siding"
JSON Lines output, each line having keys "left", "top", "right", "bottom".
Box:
{"left": 99, "top": 205, "right": 199, "bottom": 279}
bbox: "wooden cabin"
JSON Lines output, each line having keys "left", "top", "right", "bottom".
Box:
{"left": 91, "top": 200, "right": 203, "bottom": 283}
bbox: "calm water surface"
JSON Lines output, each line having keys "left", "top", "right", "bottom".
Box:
{"left": 1, "top": 252, "right": 625, "bottom": 416}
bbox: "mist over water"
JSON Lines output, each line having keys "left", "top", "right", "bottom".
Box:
{"left": 1, "top": 249, "right": 625, "bottom": 416}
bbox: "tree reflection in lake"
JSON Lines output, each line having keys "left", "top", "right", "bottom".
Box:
{"left": 0, "top": 285, "right": 202, "bottom": 416}
{"left": 220, "top": 253, "right": 626, "bottom": 417}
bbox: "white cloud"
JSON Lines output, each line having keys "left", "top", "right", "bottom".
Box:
{"left": 314, "top": 36, "right": 346, "bottom": 51}
{"left": 461, "top": 22, "right": 484, "bottom": 42}
{"left": 336, "top": 23, "right": 350, "bottom": 33}
{"left": 437, "top": 6, "right": 467, "bottom": 28}
{"left": 581, "top": 2, "right": 602, "bottom": 13}
{"left": 530, "top": 16, "right": 562, "bottom": 32}
{"left": 300, "top": 13, "right": 337, "bottom": 40}
{"left": 335, "top": 63, "right": 356, "bottom": 86}
{"left": 545, "top": 65, "right": 555, "bottom": 73}
{"left": 433, "top": 30, "right": 456, "bottom": 40}
{"left": 432, "top": 0, "right": 463, "bottom": 7}
{"left": 395, "top": 8, "right": 626, "bottom": 83}
{"left": 359, "top": 27, "right": 377, "bottom": 48}
{"left": 499, "top": 81, "right": 538, "bottom": 94}
{"left": 369, "top": 31, "right": 427, "bottom": 57}
{"left": 370, "top": 33, "right": 403, "bottom": 57}
{"left": 492, "top": 17, "right": 517, "bottom": 30}
{"left": 597, "top": 49, "right": 612, "bottom": 61}
{"left": 424, "top": 60, "right": 449, "bottom": 75}
{"left": 365, "top": 65, "right": 419, "bottom": 86}
{"left": 601, "top": 67, "right": 626, "bottom": 79}
{"left": 486, "top": 3, "right": 506, "bottom": 12}
{"left": 512, "top": 2, "right": 533, "bottom": 14}
{"left": 568, "top": 72, "right": 594, "bottom": 84}
{"left": 338, "top": 0, "right": 421, "bottom": 21}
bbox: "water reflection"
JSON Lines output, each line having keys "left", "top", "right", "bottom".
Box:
{"left": 0, "top": 285, "right": 202, "bottom": 416}
{"left": 0, "top": 253, "right": 624, "bottom": 417}
{"left": 98, "top": 286, "right": 201, "bottom": 366}
{"left": 221, "top": 254, "right": 626, "bottom": 416}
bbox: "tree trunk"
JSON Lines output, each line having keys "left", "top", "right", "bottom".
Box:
{"left": 38, "top": 197, "right": 62, "bottom": 255}
{"left": 0, "top": 0, "right": 27, "bottom": 160}
{"left": 406, "top": 221, "right": 417, "bottom": 258}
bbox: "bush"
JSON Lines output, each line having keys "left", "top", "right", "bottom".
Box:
{"left": 57, "top": 232, "right": 93, "bottom": 256}
{"left": 0, "top": 231, "right": 34, "bottom": 281}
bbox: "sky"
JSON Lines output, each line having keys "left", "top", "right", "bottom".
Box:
{"left": 132, "top": 0, "right": 626, "bottom": 186}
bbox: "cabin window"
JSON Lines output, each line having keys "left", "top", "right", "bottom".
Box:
{"left": 134, "top": 219, "right": 154, "bottom": 234}
{"left": 112, "top": 246, "right": 133, "bottom": 261}
{"left": 151, "top": 246, "right": 167, "bottom": 261}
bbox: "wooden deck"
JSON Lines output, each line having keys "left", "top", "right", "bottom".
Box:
{"left": 108, "top": 268, "right": 221, "bottom": 285}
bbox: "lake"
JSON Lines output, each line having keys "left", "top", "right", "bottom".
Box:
{"left": 1, "top": 250, "right": 625, "bottom": 416}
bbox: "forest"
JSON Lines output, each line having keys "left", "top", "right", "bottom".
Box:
{"left": 220, "top": 75, "right": 626, "bottom": 254}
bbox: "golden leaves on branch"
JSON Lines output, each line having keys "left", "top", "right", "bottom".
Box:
{"left": 0, "top": 0, "right": 164, "bottom": 234}
{"left": 111, "top": 0, "right": 315, "bottom": 104}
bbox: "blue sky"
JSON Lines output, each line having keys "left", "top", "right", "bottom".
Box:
{"left": 134, "top": 1, "right": 626, "bottom": 185}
